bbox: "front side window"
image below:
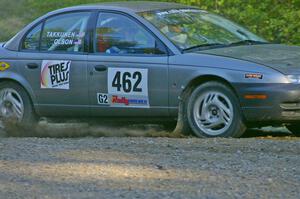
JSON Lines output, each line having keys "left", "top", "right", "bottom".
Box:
{"left": 22, "top": 23, "right": 42, "bottom": 51}
{"left": 41, "top": 12, "right": 91, "bottom": 52}
{"left": 95, "top": 13, "right": 166, "bottom": 55}
{"left": 140, "top": 9, "right": 267, "bottom": 51}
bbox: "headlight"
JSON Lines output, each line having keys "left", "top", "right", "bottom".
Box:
{"left": 286, "top": 75, "right": 300, "bottom": 84}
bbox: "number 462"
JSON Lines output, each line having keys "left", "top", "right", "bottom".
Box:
{"left": 112, "top": 71, "right": 142, "bottom": 93}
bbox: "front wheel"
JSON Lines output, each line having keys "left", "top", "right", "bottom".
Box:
{"left": 286, "top": 125, "right": 300, "bottom": 137}
{"left": 0, "top": 82, "right": 37, "bottom": 130}
{"left": 186, "top": 82, "right": 246, "bottom": 138}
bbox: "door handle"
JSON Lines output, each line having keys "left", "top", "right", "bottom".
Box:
{"left": 94, "top": 65, "right": 107, "bottom": 72}
{"left": 26, "top": 63, "right": 39, "bottom": 69}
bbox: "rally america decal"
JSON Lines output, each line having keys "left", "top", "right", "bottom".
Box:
{"left": 41, "top": 60, "right": 71, "bottom": 89}
{"left": 97, "top": 68, "right": 150, "bottom": 108}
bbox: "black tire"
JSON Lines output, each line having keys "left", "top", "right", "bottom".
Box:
{"left": 0, "top": 81, "right": 37, "bottom": 129}
{"left": 173, "top": 92, "right": 193, "bottom": 136}
{"left": 286, "top": 125, "right": 300, "bottom": 137}
{"left": 184, "top": 81, "right": 246, "bottom": 138}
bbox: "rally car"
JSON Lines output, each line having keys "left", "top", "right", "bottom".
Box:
{"left": 1, "top": 2, "right": 300, "bottom": 138}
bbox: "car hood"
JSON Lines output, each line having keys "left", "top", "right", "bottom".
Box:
{"left": 198, "top": 44, "right": 300, "bottom": 74}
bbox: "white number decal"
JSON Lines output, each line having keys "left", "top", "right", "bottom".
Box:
{"left": 97, "top": 93, "right": 109, "bottom": 105}
{"left": 108, "top": 68, "right": 148, "bottom": 96}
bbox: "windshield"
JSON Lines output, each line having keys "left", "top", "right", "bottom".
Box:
{"left": 139, "top": 9, "right": 266, "bottom": 51}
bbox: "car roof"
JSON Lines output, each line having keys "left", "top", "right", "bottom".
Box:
{"left": 56, "top": 1, "right": 195, "bottom": 13}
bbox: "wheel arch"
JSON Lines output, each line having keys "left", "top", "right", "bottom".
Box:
{"left": 180, "top": 75, "right": 240, "bottom": 102}
{"left": 0, "top": 77, "right": 36, "bottom": 105}
{"left": 174, "top": 74, "right": 246, "bottom": 137}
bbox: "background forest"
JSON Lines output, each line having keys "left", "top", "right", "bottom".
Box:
{"left": 0, "top": 0, "right": 299, "bottom": 45}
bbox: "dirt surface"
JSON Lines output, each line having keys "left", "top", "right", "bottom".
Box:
{"left": 0, "top": 126, "right": 299, "bottom": 199}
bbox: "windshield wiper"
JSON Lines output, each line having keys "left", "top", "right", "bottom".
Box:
{"left": 183, "top": 43, "right": 227, "bottom": 52}
{"left": 182, "top": 40, "right": 270, "bottom": 52}
{"left": 229, "top": 40, "right": 269, "bottom": 46}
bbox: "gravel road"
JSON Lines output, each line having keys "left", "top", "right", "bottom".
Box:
{"left": 0, "top": 126, "right": 299, "bottom": 199}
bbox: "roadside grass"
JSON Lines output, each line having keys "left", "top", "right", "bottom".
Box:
{"left": 0, "top": 17, "right": 25, "bottom": 42}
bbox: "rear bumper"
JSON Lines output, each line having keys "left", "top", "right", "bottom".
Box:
{"left": 233, "top": 83, "right": 300, "bottom": 122}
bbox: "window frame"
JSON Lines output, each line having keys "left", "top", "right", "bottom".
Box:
{"left": 91, "top": 10, "right": 170, "bottom": 57}
{"left": 19, "top": 10, "right": 95, "bottom": 55}
{"left": 20, "top": 22, "right": 43, "bottom": 52}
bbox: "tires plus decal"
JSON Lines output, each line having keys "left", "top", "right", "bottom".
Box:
{"left": 41, "top": 60, "right": 71, "bottom": 89}
{"left": 101, "top": 68, "right": 149, "bottom": 108}
{"left": 0, "top": 62, "right": 10, "bottom": 71}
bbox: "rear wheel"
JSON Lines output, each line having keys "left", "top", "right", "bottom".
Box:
{"left": 0, "top": 82, "right": 37, "bottom": 130}
{"left": 185, "top": 82, "right": 246, "bottom": 138}
{"left": 286, "top": 125, "right": 300, "bottom": 137}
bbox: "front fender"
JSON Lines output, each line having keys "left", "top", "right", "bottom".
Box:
{"left": 169, "top": 64, "right": 286, "bottom": 109}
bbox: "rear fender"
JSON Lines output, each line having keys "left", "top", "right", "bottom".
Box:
{"left": 0, "top": 71, "right": 36, "bottom": 104}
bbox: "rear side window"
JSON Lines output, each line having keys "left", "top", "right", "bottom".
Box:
{"left": 22, "top": 23, "right": 42, "bottom": 51}
{"left": 40, "top": 12, "right": 91, "bottom": 52}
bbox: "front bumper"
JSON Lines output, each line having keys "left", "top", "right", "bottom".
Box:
{"left": 233, "top": 83, "right": 300, "bottom": 122}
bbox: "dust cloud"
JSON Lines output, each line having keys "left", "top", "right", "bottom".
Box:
{"left": 2, "top": 120, "right": 184, "bottom": 138}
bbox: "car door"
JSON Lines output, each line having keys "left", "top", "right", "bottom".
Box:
{"left": 88, "top": 12, "right": 169, "bottom": 117}
{"left": 18, "top": 12, "right": 91, "bottom": 116}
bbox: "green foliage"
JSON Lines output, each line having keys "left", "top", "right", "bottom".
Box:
{"left": 1, "top": 0, "right": 299, "bottom": 45}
